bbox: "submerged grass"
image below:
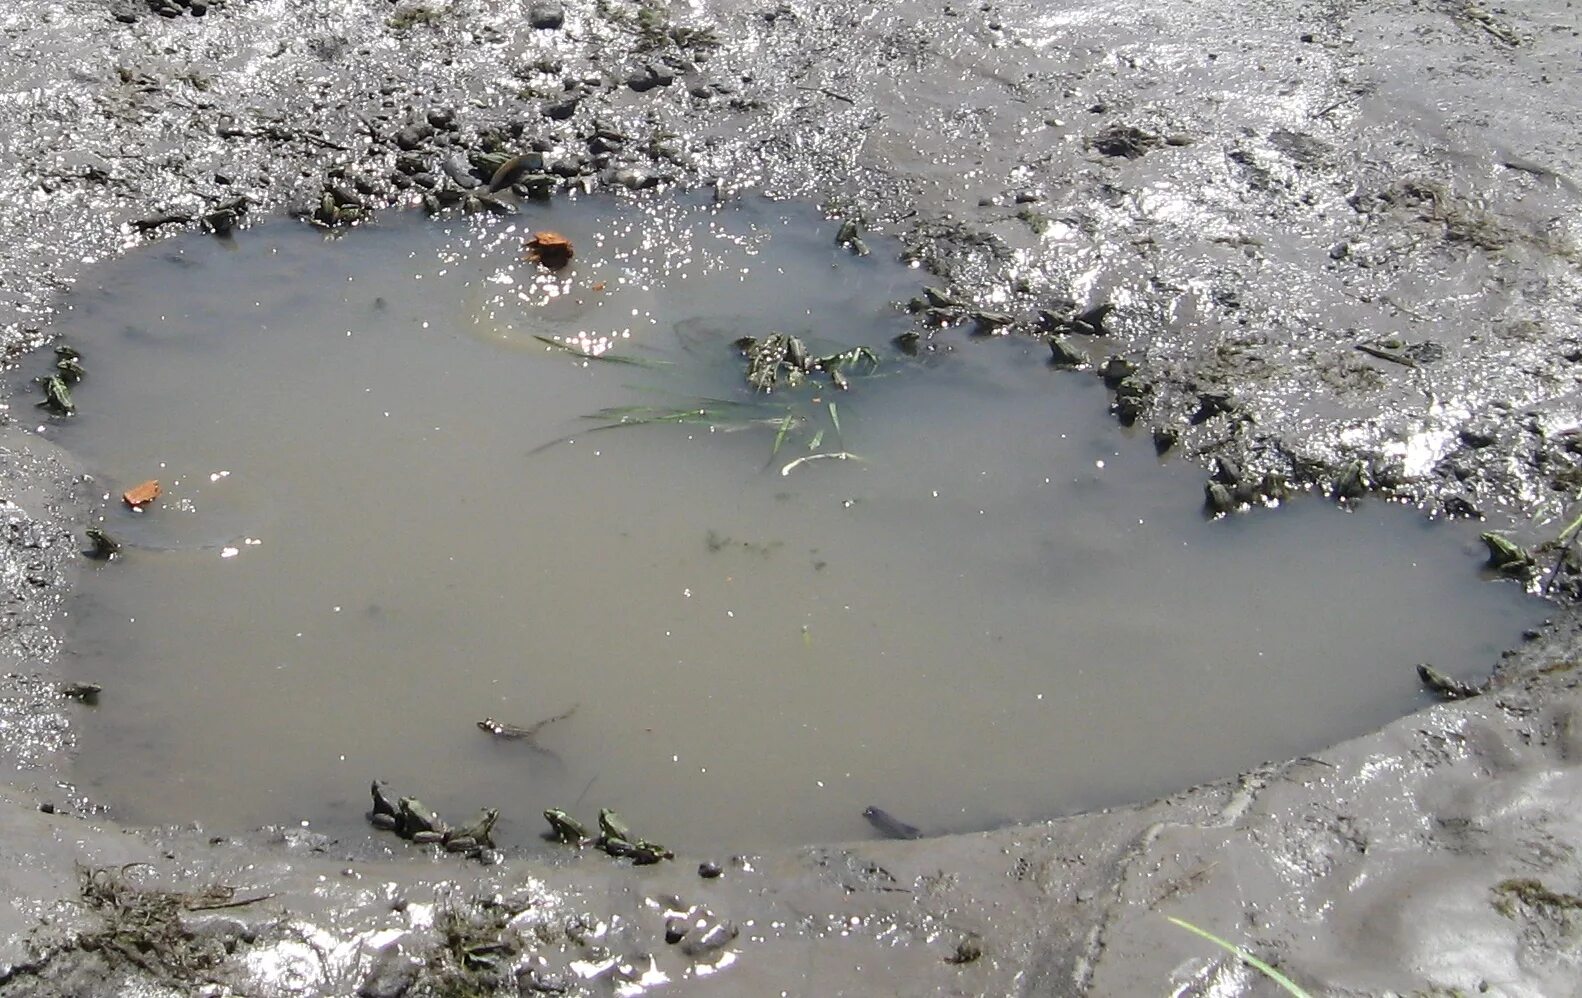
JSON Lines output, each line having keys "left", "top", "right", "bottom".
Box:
{"left": 532, "top": 335, "right": 670, "bottom": 368}
{"left": 531, "top": 331, "right": 882, "bottom": 470}
{"left": 1167, "top": 916, "right": 1313, "bottom": 997}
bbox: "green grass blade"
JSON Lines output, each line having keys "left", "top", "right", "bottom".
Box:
{"left": 1166, "top": 916, "right": 1313, "bottom": 998}
{"left": 1558, "top": 508, "right": 1582, "bottom": 546}
{"left": 772, "top": 413, "right": 795, "bottom": 457}
{"left": 807, "top": 429, "right": 824, "bottom": 451}
{"left": 828, "top": 401, "right": 841, "bottom": 435}
{"left": 533, "top": 335, "right": 669, "bottom": 368}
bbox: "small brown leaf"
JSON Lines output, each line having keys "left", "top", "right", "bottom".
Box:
{"left": 123, "top": 480, "right": 161, "bottom": 508}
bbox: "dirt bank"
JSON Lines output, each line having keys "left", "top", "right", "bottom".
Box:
{"left": 1, "top": 0, "right": 1580, "bottom": 993}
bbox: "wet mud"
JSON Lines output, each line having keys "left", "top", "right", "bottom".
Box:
{"left": 0, "top": 0, "right": 1579, "bottom": 994}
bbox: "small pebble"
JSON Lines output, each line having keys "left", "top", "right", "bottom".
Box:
{"left": 698, "top": 860, "right": 723, "bottom": 879}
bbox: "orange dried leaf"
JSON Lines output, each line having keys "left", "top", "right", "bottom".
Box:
{"left": 123, "top": 480, "right": 161, "bottom": 507}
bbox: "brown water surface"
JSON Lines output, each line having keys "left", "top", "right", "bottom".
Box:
{"left": 32, "top": 196, "right": 1542, "bottom": 849}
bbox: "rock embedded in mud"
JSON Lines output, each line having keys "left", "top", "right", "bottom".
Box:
{"left": 627, "top": 63, "right": 675, "bottom": 92}
{"left": 394, "top": 123, "right": 434, "bottom": 151}
{"left": 528, "top": 1, "right": 565, "bottom": 29}
{"left": 1190, "top": 391, "right": 1238, "bottom": 424}
{"left": 1088, "top": 125, "right": 1163, "bottom": 159}
{"left": 1047, "top": 336, "right": 1087, "bottom": 368}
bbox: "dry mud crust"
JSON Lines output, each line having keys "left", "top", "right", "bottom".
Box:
{"left": 0, "top": 0, "right": 1579, "bottom": 994}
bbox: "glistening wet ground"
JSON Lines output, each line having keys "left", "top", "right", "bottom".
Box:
{"left": 32, "top": 197, "right": 1541, "bottom": 850}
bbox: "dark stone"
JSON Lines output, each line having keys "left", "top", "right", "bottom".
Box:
{"left": 587, "top": 134, "right": 622, "bottom": 155}
{"left": 609, "top": 166, "right": 659, "bottom": 190}
{"left": 441, "top": 157, "right": 480, "bottom": 188}
{"left": 627, "top": 63, "right": 675, "bottom": 92}
{"left": 528, "top": 2, "right": 565, "bottom": 29}
{"left": 971, "top": 311, "right": 1013, "bottom": 335}
{"left": 358, "top": 944, "right": 420, "bottom": 998}
{"left": 549, "top": 154, "right": 588, "bottom": 178}
{"left": 1190, "top": 391, "right": 1237, "bottom": 424}
{"left": 425, "top": 107, "right": 457, "bottom": 130}
{"left": 698, "top": 860, "right": 723, "bottom": 879}
{"left": 1047, "top": 336, "right": 1087, "bottom": 368}
{"left": 1089, "top": 125, "right": 1161, "bottom": 159}
{"left": 543, "top": 97, "right": 580, "bottom": 120}
{"left": 1460, "top": 424, "right": 1499, "bottom": 448}
{"left": 393, "top": 123, "right": 434, "bottom": 151}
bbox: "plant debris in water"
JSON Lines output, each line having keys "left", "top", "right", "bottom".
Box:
{"left": 734, "top": 333, "right": 879, "bottom": 393}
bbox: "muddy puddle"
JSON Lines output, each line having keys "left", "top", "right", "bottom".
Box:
{"left": 23, "top": 196, "right": 1543, "bottom": 851}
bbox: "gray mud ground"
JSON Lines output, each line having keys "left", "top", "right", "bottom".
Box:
{"left": 1, "top": 0, "right": 1581, "bottom": 994}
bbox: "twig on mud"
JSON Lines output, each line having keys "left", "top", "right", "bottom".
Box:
{"left": 186, "top": 893, "right": 278, "bottom": 911}
{"left": 794, "top": 85, "right": 855, "bottom": 104}
{"left": 1354, "top": 343, "right": 1418, "bottom": 368}
{"left": 1148, "top": 862, "right": 1219, "bottom": 909}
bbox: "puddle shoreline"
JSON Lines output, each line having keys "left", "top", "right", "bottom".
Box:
{"left": 25, "top": 203, "right": 1544, "bottom": 852}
